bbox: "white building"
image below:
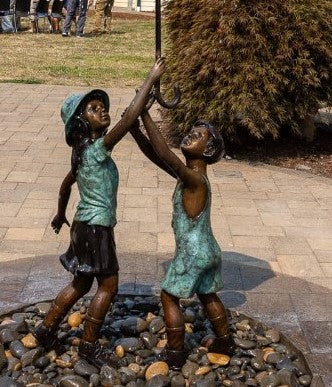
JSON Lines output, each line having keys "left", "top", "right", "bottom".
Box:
{"left": 114, "top": 0, "right": 155, "bottom": 12}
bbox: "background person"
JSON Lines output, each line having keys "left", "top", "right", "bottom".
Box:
{"left": 92, "top": 0, "right": 114, "bottom": 34}
{"left": 62, "top": 0, "right": 90, "bottom": 37}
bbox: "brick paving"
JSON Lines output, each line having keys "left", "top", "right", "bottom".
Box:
{"left": 0, "top": 83, "right": 331, "bottom": 385}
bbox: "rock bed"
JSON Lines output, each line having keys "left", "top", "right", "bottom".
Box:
{"left": 0, "top": 296, "right": 313, "bottom": 386}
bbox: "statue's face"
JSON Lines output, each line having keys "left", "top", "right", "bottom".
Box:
{"left": 84, "top": 99, "right": 110, "bottom": 133}
{"left": 180, "top": 126, "right": 210, "bottom": 158}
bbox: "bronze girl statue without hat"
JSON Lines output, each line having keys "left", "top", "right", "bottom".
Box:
{"left": 31, "top": 58, "right": 165, "bottom": 369}
{"left": 131, "top": 108, "right": 236, "bottom": 369}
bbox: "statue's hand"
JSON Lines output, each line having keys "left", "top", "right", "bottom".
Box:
{"left": 150, "top": 57, "right": 165, "bottom": 81}
{"left": 51, "top": 214, "right": 70, "bottom": 234}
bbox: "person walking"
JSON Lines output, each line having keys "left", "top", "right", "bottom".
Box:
{"left": 29, "top": 0, "right": 40, "bottom": 32}
{"left": 62, "top": 0, "right": 89, "bottom": 37}
{"left": 92, "top": 0, "right": 114, "bottom": 34}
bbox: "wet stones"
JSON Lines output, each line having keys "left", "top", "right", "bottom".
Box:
{"left": 145, "top": 361, "right": 169, "bottom": 380}
{"left": 0, "top": 296, "right": 313, "bottom": 387}
{"left": 0, "top": 343, "right": 7, "bottom": 371}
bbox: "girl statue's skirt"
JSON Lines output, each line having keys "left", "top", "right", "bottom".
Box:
{"left": 60, "top": 221, "right": 119, "bottom": 277}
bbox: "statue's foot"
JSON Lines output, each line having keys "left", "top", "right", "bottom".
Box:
{"left": 158, "top": 348, "right": 187, "bottom": 371}
{"left": 78, "top": 340, "right": 119, "bottom": 369}
{"left": 31, "top": 323, "right": 58, "bottom": 351}
{"left": 208, "top": 333, "right": 236, "bottom": 356}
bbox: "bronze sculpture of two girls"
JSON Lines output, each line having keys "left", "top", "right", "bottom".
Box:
{"left": 32, "top": 58, "right": 235, "bottom": 370}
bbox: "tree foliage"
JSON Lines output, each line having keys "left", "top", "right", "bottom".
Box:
{"left": 163, "top": 0, "right": 332, "bottom": 141}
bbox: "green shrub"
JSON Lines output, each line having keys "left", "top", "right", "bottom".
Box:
{"left": 163, "top": 0, "right": 332, "bottom": 141}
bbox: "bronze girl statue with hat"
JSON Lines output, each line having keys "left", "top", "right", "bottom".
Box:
{"left": 31, "top": 58, "right": 165, "bottom": 368}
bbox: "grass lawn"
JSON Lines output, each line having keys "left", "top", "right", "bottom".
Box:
{"left": 0, "top": 18, "right": 155, "bottom": 87}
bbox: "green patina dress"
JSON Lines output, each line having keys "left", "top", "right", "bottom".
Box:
{"left": 60, "top": 138, "right": 120, "bottom": 276}
{"left": 161, "top": 176, "right": 223, "bottom": 298}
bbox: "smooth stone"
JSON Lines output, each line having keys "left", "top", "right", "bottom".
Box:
{"left": 222, "top": 380, "right": 233, "bottom": 387}
{"left": 128, "top": 362, "right": 141, "bottom": 374}
{"left": 21, "top": 333, "right": 38, "bottom": 349}
{"left": 276, "top": 356, "right": 298, "bottom": 372}
{"left": 114, "top": 338, "right": 142, "bottom": 352}
{"left": 195, "top": 366, "right": 211, "bottom": 375}
{"left": 21, "top": 348, "right": 42, "bottom": 367}
{"left": 255, "top": 371, "right": 268, "bottom": 383}
{"left": 246, "top": 378, "right": 257, "bottom": 386}
{"left": 194, "top": 379, "right": 216, "bottom": 387}
{"left": 9, "top": 340, "right": 29, "bottom": 358}
{"left": 234, "top": 337, "right": 255, "bottom": 349}
{"left": 146, "top": 375, "right": 171, "bottom": 387}
{"left": 121, "top": 317, "right": 148, "bottom": 335}
{"left": 89, "top": 373, "right": 100, "bottom": 387}
{"left": 260, "top": 373, "right": 279, "bottom": 387}
{"left": 227, "top": 365, "right": 240, "bottom": 376}
{"left": 136, "top": 349, "right": 153, "bottom": 358}
{"left": 265, "top": 329, "right": 280, "bottom": 343}
{"left": 232, "top": 381, "right": 247, "bottom": 387}
{"left": 115, "top": 345, "right": 125, "bottom": 358}
{"left": 58, "top": 374, "right": 89, "bottom": 387}
{"left": 183, "top": 308, "right": 196, "bottom": 323}
{"left": 11, "top": 314, "right": 27, "bottom": 324}
{"left": 149, "top": 317, "right": 165, "bottom": 334}
{"left": 230, "top": 357, "right": 242, "bottom": 366}
{"left": 118, "top": 366, "right": 136, "bottom": 384}
{"left": 299, "top": 374, "right": 312, "bottom": 386}
{"left": 127, "top": 380, "right": 146, "bottom": 387}
{"left": 73, "top": 359, "right": 98, "bottom": 377}
{"left": 157, "top": 339, "right": 167, "bottom": 348}
{"left": 266, "top": 352, "right": 284, "bottom": 364}
{"left": 140, "top": 331, "right": 158, "bottom": 350}
{"left": 6, "top": 357, "right": 21, "bottom": 372}
{"left": 67, "top": 312, "right": 82, "bottom": 328}
{"left": 277, "top": 369, "right": 300, "bottom": 386}
{"left": 182, "top": 360, "right": 200, "bottom": 378}
{"left": 171, "top": 373, "right": 186, "bottom": 386}
{"left": 251, "top": 356, "right": 266, "bottom": 371}
{"left": 0, "top": 328, "right": 20, "bottom": 344}
{"left": 145, "top": 361, "right": 169, "bottom": 381}
{"left": 0, "top": 376, "right": 24, "bottom": 387}
{"left": 35, "top": 303, "right": 51, "bottom": 316}
{"left": 0, "top": 343, "right": 8, "bottom": 371}
{"left": 207, "top": 353, "right": 230, "bottom": 366}
{"left": 35, "top": 355, "right": 50, "bottom": 368}
{"left": 100, "top": 365, "right": 121, "bottom": 386}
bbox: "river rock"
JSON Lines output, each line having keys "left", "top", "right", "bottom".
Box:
{"left": 0, "top": 376, "right": 24, "bottom": 387}
{"left": 100, "top": 365, "right": 121, "bottom": 386}
{"left": 114, "top": 337, "right": 142, "bottom": 352}
{"left": 118, "top": 366, "right": 136, "bottom": 384}
{"left": 9, "top": 340, "right": 29, "bottom": 358}
{"left": 195, "top": 366, "right": 211, "bottom": 375}
{"left": 266, "top": 352, "right": 284, "bottom": 364}
{"left": 58, "top": 374, "right": 89, "bottom": 387}
{"left": 35, "top": 303, "right": 51, "bottom": 316}
{"left": 68, "top": 312, "right": 82, "bottom": 328}
{"left": 21, "top": 333, "right": 38, "bottom": 349}
{"left": 299, "top": 374, "right": 312, "bottom": 386}
{"left": 265, "top": 329, "right": 280, "bottom": 343}
{"left": 171, "top": 373, "right": 186, "bottom": 386}
{"left": 149, "top": 317, "right": 165, "bottom": 334}
{"left": 74, "top": 359, "right": 98, "bottom": 377}
{"left": 115, "top": 345, "right": 125, "bottom": 358}
{"left": 234, "top": 338, "right": 255, "bottom": 349}
{"left": 35, "top": 355, "right": 50, "bottom": 368}
{"left": 207, "top": 353, "right": 230, "bottom": 366}
{"left": 145, "top": 361, "right": 169, "bottom": 380}
{"left": 6, "top": 356, "right": 21, "bottom": 372}
{"left": 182, "top": 360, "right": 199, "bottom": 378}
{"left": 0, "top": 343, "right": 8, "bottom": 371}
{"left": 21, "top": 347, "right": 42, "bottom": 367}
{"left": 121, "top": 317, "right": 148, "bottom": 335}
{"left": 140, "top": 331, "right": 158, "bottom": 349}
{"left": 0, "top": 328, "right": 20, "bottom": 344}
{"left": 146, "top": 374, "right": 171, "bottom": 387}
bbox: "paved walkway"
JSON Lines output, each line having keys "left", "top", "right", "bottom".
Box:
{"left": 0, "top": 83, "right": 331, "bottom": 385}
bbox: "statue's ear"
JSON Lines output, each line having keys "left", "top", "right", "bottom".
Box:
{"left": 203, "top": 142, "right": 215, "bottom": 158}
